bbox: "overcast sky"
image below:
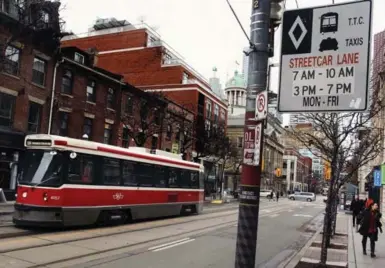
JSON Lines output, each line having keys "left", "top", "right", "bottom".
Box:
{"left": 60, "top": 0, "right": 383, "bottom": 124}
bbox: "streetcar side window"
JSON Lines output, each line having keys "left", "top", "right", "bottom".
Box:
{"left": 135, "top": 162, "right": 166, "bottom": 187}
{"left": 168, "top": 167, "right": 180, "bottom": 188}
{"left": 103, "top": 158, "right": 121, "bottom": 185}
{"left": 67, "top": 154, "right": 95, "bottom": 184}
{"left": 122, "top": 160, "right": 137, "bottom": 186}
{"left": 191, "top": 171, "right": 199, "bottom": 189}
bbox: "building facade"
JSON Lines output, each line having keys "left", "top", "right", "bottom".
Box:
{"left": 0, "top": 0, "right": 61, "bottom": 199}
{"left": 52, "top": 46, "right": 194, "bottom": 158}
{"left": 61, "top": 19, "right": 227, "bottom": 159}
{"left": 283, "top": 148, "right": 312, "bottom": 192}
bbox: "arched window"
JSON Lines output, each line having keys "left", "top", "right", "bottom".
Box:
{"left": 41, "top": 10, "right": 49, "bottom": 23}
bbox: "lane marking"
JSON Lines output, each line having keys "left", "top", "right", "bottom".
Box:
{"left": 269, "top": 214, "right": 279, "bottom": 218}
{"left": 293, "top": 214, "right": 313, "bottom": 218}
{"left": 148, "top": 238, "right": 191, "bottom": 251}
{"left": 288, "top": 209, "right": 294, "bottom": 212}
{"left": 152, "top": 238, "right": 195, "bottom": 252}
{"left": 261, "top": 209, "right": 271, "bottom": 213}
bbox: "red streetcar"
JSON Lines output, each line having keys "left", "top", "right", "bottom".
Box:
{"left": 13, "top": 135, "right": 204, "bottom": 227}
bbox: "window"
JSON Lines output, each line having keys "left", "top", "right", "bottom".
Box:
{"left": 206, "top": 101, "right": 212, "bottom": 118}
{"left": 40, "top": 9, "right": 49, "bottom": 23}
{"left": 104, "top": 123, "right": 112, "bottom": 144}
{"left": 175, "top": 125, "right": 180, "bottom": 141}
{"left": 103, "top": 158, "right": 120, "bottom": 185}
{"left": 214, "top": 104, "right": 219, "bottom": 122}
{"left": 122, "top": 160, "right": 136, "bottom": 186}
{"left": 154, "top": 110, "right": 161, "bottom": 125}
{"left": 27, "top": 102, "right": 41, "bottom": 133}
{"left": 166, "top": 124, "right": 172, "bottom": 139}
{"left": 107, "top": 88, "right": 115, "bottom": 109}
{"left": 220, "top": 109, "right": 226, "bottom": 121}
{"left": 205, "top": 119, "right": 211, "bottom": 132}
{"left": 151, "top": 136, "right": 158, "bottom": 149}
{"left": 0, "top": 92, "right": 15, "bottom": 128}
{"left": 4, "top": 46, "right": 20, "bottom": 76}
{"left": 182, "top": 72, "right": 188, "bottom": 84}
{"left": 140, "top": 99, "right": 148, "bottom": 119}
{"left": 59, "top": 112, "right": 69, "bottom": 136}
{"left": 68, "top": 154, "right": 94, "bottom": 184}
{"left": 74, "top": 52, "right": 84, "bottom": 64}
{"left": 237, "top": 137, "right": 243, "bottom": 148}
{"left": 122, "top": 127, "right": 130, "bottom": 148}
{"left": 32, "top": 57, "right": 46, "bottom": 86}
{"left": 134, "top": 163, "right": 165, "bottom": 187}
{"left": 124, "top": 94, "right": 133, "bottom": 114}
{"left": 83, "top": 118, "right": 93, "bottom": 139}
{"left": 86, "top": 80, "right": 96, "bottom": 102}
{"left": 61, "top": 70, "right": 73, "bottom": 94}
{"left": 1, "top": 0, "right": 17, "bottom": 16}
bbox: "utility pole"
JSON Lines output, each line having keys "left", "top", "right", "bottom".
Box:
{"left": 234, "top": 0, "right": 271, "bottom": 267}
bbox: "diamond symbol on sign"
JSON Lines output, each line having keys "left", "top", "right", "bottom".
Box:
{"left": 288, "top": 16, "right": 308, "bottom": 50}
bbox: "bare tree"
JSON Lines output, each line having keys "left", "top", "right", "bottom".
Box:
{"left": 286, "top": 106, "right": 383, "bottom": 265}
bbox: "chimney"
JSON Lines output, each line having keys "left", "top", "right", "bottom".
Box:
{"left": 86, "top": 47, "right": 98, "bottom": 67}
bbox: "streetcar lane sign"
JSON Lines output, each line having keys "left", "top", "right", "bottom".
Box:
{"left": 278, "top": 1, "right": 372, "bottom": 112}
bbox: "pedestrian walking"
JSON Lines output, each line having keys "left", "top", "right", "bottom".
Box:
{"left": 276, "top": 191, "right": 279, "bottom": 202}
{"left": 358, "top": 202, "right": 383, "bottom": 258}
{"left": 351, "top": 197, "right": 361, "bottom": 229}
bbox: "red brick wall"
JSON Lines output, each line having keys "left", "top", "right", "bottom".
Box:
{"left": 0, "top": 31, "right": 55, "bottom": 134}
{"left": 51, "top": 63, "right": 119, "bottom": 143}
{"left": 61, "top": 29, "right": 147, "bottom": 51}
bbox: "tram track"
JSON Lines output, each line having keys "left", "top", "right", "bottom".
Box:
{"left": 0, "top": 202, "right": 241, "bottom": 239}
{"left": 0, "top": 202, "right": 298, "bottom": 268}
{"left": 0, "top": 203, "right": 293, "bottom": 256}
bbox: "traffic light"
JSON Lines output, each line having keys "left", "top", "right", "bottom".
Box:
{"left": 269, "top": 0, "right": 284, "bottom": 57}
{"left": 275, "top": 168, "right": 282, "bottom": 177}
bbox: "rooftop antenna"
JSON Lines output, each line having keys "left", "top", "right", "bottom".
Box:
{"left": 137, "top": 15, "right": 146, "bottom": 24}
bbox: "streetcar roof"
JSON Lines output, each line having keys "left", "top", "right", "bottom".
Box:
{"left": 24, "top": 134, "right": 201, "bottom": 170}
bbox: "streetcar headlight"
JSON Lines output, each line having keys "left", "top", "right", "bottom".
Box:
{"left": 43, "top": 192, "right": 48, "bottom": 202}
{"left": 22, "top": 192, "right": 27, "bottom": 198}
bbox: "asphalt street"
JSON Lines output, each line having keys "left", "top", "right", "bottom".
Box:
{"left": 65, "top": 198, "right": 325, "bottom": 268}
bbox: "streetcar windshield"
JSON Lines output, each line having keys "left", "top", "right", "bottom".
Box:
{"left": 18, "top": 150, "right": 64, "bottom": 187}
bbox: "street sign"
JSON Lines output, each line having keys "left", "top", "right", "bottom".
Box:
{"left": 374, "top": 169, "right": 381, "bottom": 187}
{"left": 243, "top": 123, "right": 263, "bottom": 166}
{"left": 255, "top": 90, "right": 267, "bottom": 120}
{"left": 278, "top": 1, "right": 372, "bottom": 113}
{"left": 243, "top": 127, "right": 255, "bottom": 166}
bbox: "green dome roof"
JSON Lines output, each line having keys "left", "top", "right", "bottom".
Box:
{"left": 225, "top": 70, "right": 246, "bottom": 88}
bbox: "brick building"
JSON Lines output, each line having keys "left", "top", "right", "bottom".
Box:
{"left": 52, "top": 46, "right": 194, "bottom": 158}
{"left": 61, "top": 19, "right": 228, "bottom": 158}
{"left": 0, "top": 0, "right": 61, "bottom": 198}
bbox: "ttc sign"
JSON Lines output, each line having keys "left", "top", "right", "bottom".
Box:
{"left": 278, "top": 1, "right": 372, "bottom": 113}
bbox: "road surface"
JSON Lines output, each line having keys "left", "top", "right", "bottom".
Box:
{"left": 0, "top": 198, "right": 325, "bottom": 268}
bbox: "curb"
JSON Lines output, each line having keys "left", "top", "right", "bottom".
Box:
{"left": 0, "top": 230, "right": 34, "bottom": 239}
{"left": 281, "top": 228, "right": 322, "bottom": 268}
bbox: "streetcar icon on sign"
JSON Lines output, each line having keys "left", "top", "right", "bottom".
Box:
{"left": 320, "top": 12, "right": 339, "bottom": 34}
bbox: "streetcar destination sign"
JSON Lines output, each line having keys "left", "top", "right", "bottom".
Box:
{"left": 278, "top": 1, "right": 372, "bottom": 112}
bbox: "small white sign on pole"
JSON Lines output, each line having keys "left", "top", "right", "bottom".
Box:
{"left": 253, "top": 123, "right": 262, "bottom": 166}
{"left": 255, "top": 90, "right": 268, "bottom": 120}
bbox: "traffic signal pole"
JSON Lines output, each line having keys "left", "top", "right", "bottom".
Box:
{"left": 234, "top": 0, "right": 271, "bottom": 267}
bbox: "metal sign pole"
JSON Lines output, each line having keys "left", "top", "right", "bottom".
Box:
{"left": 234, "top": 0, "right": 270, "bottom": 267}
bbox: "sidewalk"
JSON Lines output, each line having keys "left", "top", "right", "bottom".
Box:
{"left": 349, "top": 215, "right": 385, "bottom": 267}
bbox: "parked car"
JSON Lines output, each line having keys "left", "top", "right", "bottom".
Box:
{"left": 288, "top": 192, "right": 316, "bottom": 202}
{"left": 260, "top": 190, "right": 275, "bottom": 199}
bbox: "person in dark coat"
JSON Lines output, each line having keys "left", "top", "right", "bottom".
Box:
{"left": 276, "top": 191, "right": 279, "bottom": 202}
{"left": 350, "top": 197, "right": 361, "bottom": 228}
{"left": 358, "top": 203, "right": 383, "bottom": 257}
